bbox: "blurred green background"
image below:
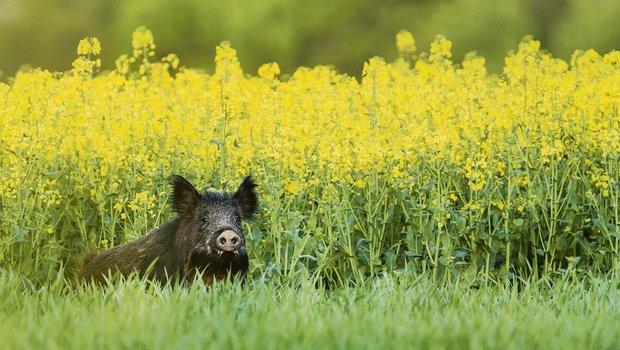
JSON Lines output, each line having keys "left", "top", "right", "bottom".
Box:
{"left": 1, "top": 0, "right": 619, "bottom": 78}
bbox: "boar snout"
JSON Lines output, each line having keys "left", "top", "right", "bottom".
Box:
{"left": 216, "top": 230, "right": 242, "bottom": 252}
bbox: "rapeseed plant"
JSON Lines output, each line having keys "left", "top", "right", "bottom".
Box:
{"left": 0, "top": 29, "right": 618, "bottom": 285}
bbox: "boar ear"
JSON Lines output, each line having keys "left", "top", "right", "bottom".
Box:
{"left": 171, "top": 175, "right": 202, "bottom": 218}
{"left": 233, "top": 176, "right": 258, "bottom": 220}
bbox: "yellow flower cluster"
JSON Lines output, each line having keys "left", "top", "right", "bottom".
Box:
{"left": 1, "top": 30, "right": 618, "bottom": 190}
{"left": 73, "top": 37, "right": 102, "bottom": 75}
{"left": 77, "top": 37, "right": 101, "bottom": 56}
{"left": 0, "top": 29, "right": 618, "bottom": 260}
{"left": 396, "top": 30, "right": 416, "bottom": 57}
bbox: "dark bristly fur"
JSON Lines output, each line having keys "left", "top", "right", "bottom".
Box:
{"left": 80, "top": 175, "right": 258, "bottom": 285}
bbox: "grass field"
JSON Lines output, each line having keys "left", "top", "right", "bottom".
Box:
{"left": 1, "top": 271, "right": 619, "bottom": 350}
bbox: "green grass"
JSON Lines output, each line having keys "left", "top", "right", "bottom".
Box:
{"left": 1, "top": 271, "right": 619, "bottom": 349}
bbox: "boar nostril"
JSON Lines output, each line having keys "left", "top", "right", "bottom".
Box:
{"left": 216, "top": 230, "right": 242, "bottom": 252}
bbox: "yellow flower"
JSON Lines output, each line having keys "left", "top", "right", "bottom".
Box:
{"left": 491, "top": 200, "right": 505, "bottom": 210}
{"left": 113, "top": 202, "right": 123, "bottom": 212}
{"left": 132, "top": 27, "right": 155, "bottom": 51}
{"left": 396, "top": 30, "right": 416, "bottom": 55}
{"left": 430, "top": 35, "right": 452, "bottom": 59}
{"left": 354, "top": 178, "right": 366, "bottom": 189}
{"left": 285, "top": 180, "right": 303, "bottom": 195}
{"left": 77, "top": 37, "right": 101, "bottom": 56}
{"left": 258, "top": 63, "right": 281, "bottom": 81}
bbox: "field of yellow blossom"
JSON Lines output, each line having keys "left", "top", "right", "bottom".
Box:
{"left": 0, "top": 28, "right": 618, "bottom": 285}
